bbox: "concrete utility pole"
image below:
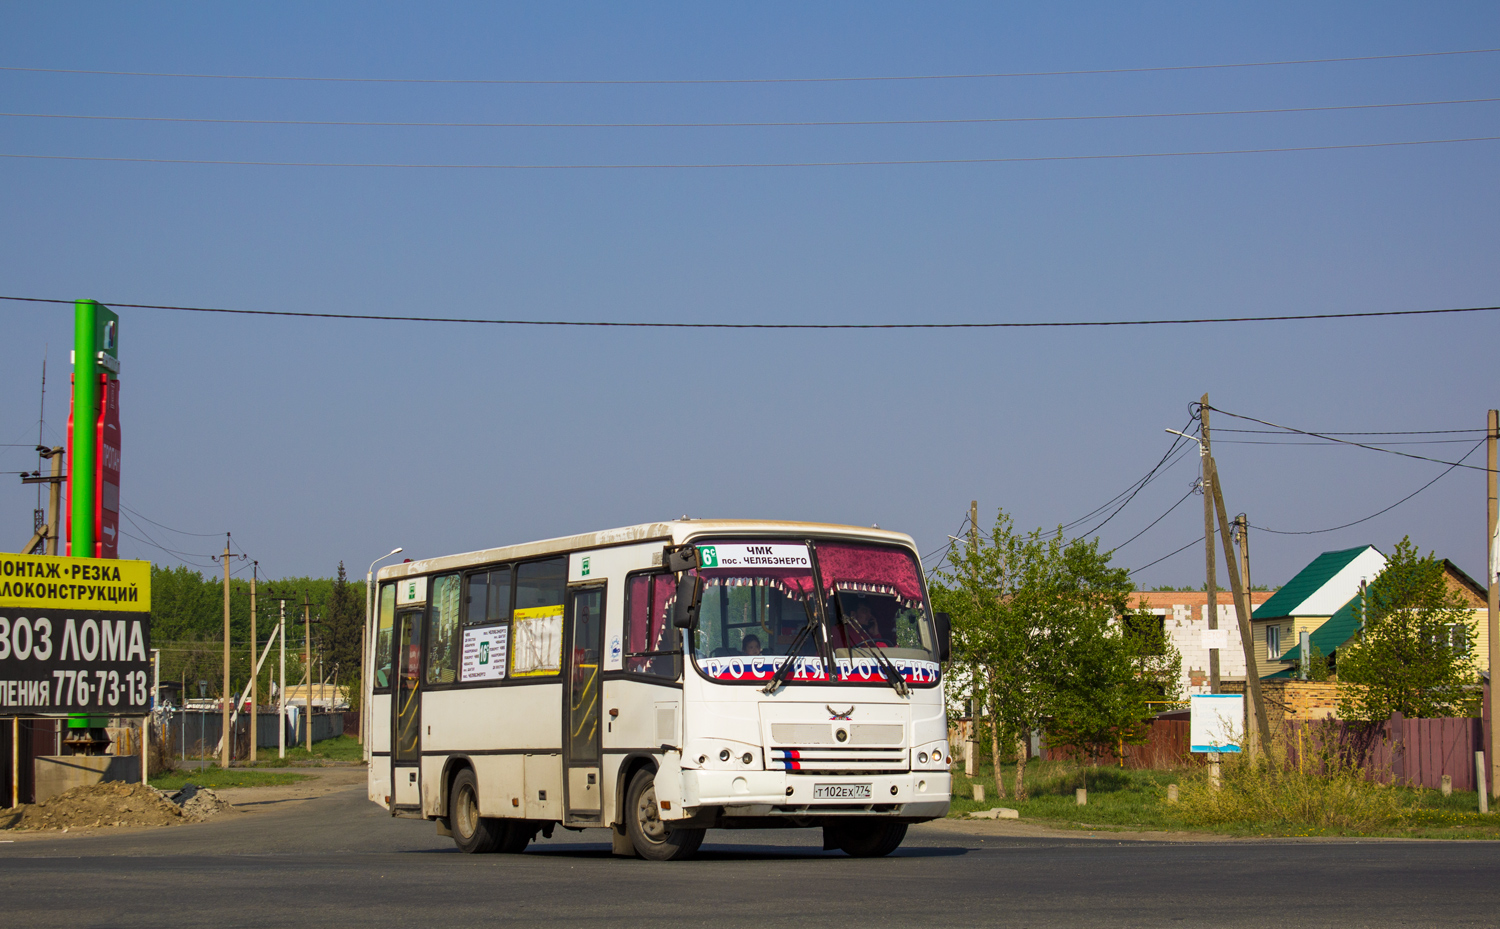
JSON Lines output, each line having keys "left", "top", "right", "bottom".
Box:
{"left": 304, "top": 597, "right": 314, "bottom": 754}
{"left": 1208, "top": 459, "right": 1271, "bottom": 752}
{"left": 221, "top": 536, "right": 232, "bottom": 769}
{"left": 1201, "top": 395, "right": 1220, "bottom": 693}
{"left": 1487, "top": 409, "right": 1498, "bottom": 800}
{"left": 249, "top": 563, "right": 258, "bottom": 763}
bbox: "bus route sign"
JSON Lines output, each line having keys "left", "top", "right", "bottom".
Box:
{"left": 0, "top": 552, "right": 152, "bottom": 716}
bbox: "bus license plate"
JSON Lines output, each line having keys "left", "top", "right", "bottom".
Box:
{"left": 813, "top": 783, "right": 871, "bottom": 800}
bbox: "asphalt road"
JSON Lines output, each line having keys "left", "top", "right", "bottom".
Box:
{"left": 3, "top": 771, "right": 1498, "bottom": 928}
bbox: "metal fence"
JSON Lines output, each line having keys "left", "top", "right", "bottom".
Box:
{"left": 160, "top": 709, "right": 345, "bottom": 761}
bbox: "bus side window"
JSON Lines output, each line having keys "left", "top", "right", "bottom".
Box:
{"left": 374, "top": 582, "right": 396, "bottom": 690}
{"left": 425, "top": 574, "right": 461, "bottom": 685}
{"left": 624, "top": 573, "right": 680, "bottom": 680}
{"left": 516, "top": 557, "right": 565, "bottom": 610}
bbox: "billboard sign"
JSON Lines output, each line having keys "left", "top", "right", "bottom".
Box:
{"left": 0, "top": 553, "right": 151, "bottom": 715}
{"left": 1189, "top": 693, "right": 1244, "bottom": 753}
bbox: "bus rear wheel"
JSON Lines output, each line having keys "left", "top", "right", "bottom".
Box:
{"left": 825, "top": 819, "right": 907, "bottom": 858}
{"left": 450, "top": 769, "right": 502, "bottom": 854}
{"left": 625, "top": 768, "right": 705, "bottom": 861}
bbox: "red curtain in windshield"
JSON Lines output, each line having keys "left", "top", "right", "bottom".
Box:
{"left": 815, "top": 542, "right": 925, "bottom": 607}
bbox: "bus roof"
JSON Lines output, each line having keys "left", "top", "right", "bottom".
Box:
{"left": 376, "top": 519, "right": 918, "bottom": 581}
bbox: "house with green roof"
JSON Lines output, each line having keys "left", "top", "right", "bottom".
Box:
{"left": 1250, "top": 545, "right": 1386, "bottom": 679}
{"left": 1266, "top": 557, "right": 1491, "bottom": 680}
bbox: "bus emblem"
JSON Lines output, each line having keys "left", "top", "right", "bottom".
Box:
{"left": 827, "top": 705, "right": 854, "bottom": 720}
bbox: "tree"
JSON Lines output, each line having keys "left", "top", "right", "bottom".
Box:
{"left": 931, "top": 510, "right": 1153, "bottom": 799}
{"left": 1047, "top": 604, "right": 1182, "bottom": 771}
{"left": 325, "top": 562, "right": 365, "bottom": 709}
{"left": 1336, "top": 537, "right": 1480, "bottom": 721}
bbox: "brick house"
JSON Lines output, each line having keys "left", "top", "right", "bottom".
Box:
{"left": 1129, "top": 590, "right": 1274, "bottom": 698}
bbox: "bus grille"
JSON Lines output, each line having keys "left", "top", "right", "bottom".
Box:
{"left": 770, "top": 747, "right": 908, "bottom": 774}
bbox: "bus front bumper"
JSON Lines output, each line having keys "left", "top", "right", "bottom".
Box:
{"left": 681, "top": 769, "right": 950, "bottom": 819}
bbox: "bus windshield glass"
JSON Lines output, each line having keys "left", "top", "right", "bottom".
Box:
{"left": 690, "top": 540, "right": 939, "bottom": 686}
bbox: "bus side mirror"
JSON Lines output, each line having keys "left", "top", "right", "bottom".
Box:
{"left": 672, "top": 574, "right": 703, "bottom": 629}
{"left": 934, "top": 612, "right": 952, "bottom": 663}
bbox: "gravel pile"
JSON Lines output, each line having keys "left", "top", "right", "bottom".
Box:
{"left": 1, "top": 780, "right": 238, "bottom": 832}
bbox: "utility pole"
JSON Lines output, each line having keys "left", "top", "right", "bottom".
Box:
{"left": 220, "top": 536, "right": 232, "bottom": 769}
{"left": 304, "top": 597, "right": 314, "bottom": 754}
{"left": 249, "top": 562, "right": 258, "bottom": 763}
{"left": 279, "top": 598, "right": 287, "bottom": 760}
{"left": 1234, "top": 514, "right": 1263, "bottom": 677}
{"left": 1487, "top": 409, "right": 1498, "bottom": 801}
{"left": 1208, "top": 458, "right": 1271, "bottom": 752}
{"left": 967, "top": 500, "right": 979, "bottom": 779}
{"left": 1201, "top": 395, "right": 1220, "bottom": 693}
{"left": 19, "top": 447, "right": 65, "bottom": 555}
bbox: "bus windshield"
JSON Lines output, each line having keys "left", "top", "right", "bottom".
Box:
{"left": 690, "top": 540, "right": 939, "bottom": 686}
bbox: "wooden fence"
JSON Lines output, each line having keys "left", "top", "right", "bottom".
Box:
{"left": 1044, "top": 708, "right": 1491, "bottom": 792}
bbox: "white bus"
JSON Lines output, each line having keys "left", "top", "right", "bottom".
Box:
{"left": 365, "top": 520, "right": 952, "bottom": 860}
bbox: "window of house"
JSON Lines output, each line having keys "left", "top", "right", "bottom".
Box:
{"left": 625, "top": 573, "right": 681, "bottom": 680}
{"left": 1266, "top": 625, "right": 1281, "bottom": 661}
{"left": 425, "top": 574, "right": 461, "bottom": 684}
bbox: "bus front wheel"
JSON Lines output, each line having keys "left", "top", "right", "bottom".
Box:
{"left": 625, "top": 768, "right": 705, "bottom": 861}
{"left": 450, "top": 769, "right": 502, "bottom": 854}
{"left": 825, "top": 819, "right": 907, "bottom": 858}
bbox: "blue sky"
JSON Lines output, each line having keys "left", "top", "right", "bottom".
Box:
{"left": 1, "top": 3, "right": 1497, "bottom": 590}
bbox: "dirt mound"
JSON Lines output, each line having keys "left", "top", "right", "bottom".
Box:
{"left": 174, "top": 785, "right": 235, "bottom": 820}
{"left": 6, "top": 781, "right": 186, "bottom": 831}
{"left": 1, "top": 781, "right": 240, "bottom": 832}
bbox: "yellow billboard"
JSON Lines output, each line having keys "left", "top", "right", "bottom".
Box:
{"left": 0, "top": 553, "right": 151, "bottom": 612}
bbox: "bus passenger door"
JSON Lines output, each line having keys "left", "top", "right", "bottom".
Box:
{"left": 392, "top": 608, "right": 423, "bottom": 808}
{"left": 563, "top": 586, "right": 604, "bottom": 823}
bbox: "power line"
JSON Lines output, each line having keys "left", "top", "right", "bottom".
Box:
{"left": 4, "top": 47, "right": 1495, "bottom": 85}
{"left": 1131, "top": 536, "right": 1206, "bottom": 575}
{"left": 119, "top": 501, "right": 223, "bottom": 537}
{"left": 6, "top": 97, "right": 1495, "bottom": 129}
{"left": 3, "top": 135, "right": 1497, "bottom": 169}
{"left": 1214, "top": 437, "right": 1479, "bottom": 446}
{"left": 1251, "top": 438, "right": 1485, "bottom": 535}
{"left": 5, "top": 294, "right": 1497, "bottom": 331}
{"left": 1205, "top": 405, "right": 1494, "bottom": 472}
{"left": 1051, "top": 413, "right": 1198, "bottom": 539}
{"left": 1214, "top": 427, "right": 1484, "bottom": 436}
{"left": 1109, "top": 486, "right": 1198, "bottom": 552}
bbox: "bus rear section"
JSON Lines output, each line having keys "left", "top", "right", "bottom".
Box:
{"left": 364, "top": 520, "right": 951, "bottom": 859}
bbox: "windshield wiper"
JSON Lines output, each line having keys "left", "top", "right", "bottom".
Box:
{"left": 829, "top": 594, "right": 909, "bottom": 697}
{"left": 761, "top": 606, "right": 818, "bottom": 696}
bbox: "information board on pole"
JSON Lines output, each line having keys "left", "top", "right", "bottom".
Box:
{"left": 0, "top": 552, "right": 152, "bottom": 715}
{"left": 1189, "top": 693, "right": 1244, "bottom": 753}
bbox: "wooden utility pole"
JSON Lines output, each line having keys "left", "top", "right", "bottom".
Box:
{"left": 1487, "top": 409, "right": 1498, "bottom": 799}
{"left": 967, "top": 499, "right": 981, "bottom": 781}
{"left": 304, "top": 597, "right": 314, "bottom": 754}
{"left": 1201, "top": 395, "right": 1220, "bottom": 693}
{"left": 1208, "top": 459, "right": 1271, "bottom": 752}
{"left": 221, "top": 536, "right": 232, "bottom": 769}
{"left": 279, "top": 598, "right": 287, "bottom": 760}
{"left": 249, "top": 563, "right": 258, "bottom": 763}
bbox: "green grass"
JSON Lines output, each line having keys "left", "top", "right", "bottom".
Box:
{"left": 948, "top": 759, "right": 1500, "bottom": 838}
{"left": 240, "top": 734, "right": 365, "bottom": 766}
{"left": 150, "top": 768, "right": 312, "bottom": 791}
{"left": 951, "top": 760, "right": 1182, "bottom": 830}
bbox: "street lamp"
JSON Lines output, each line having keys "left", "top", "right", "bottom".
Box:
{"left": 362, "top": 547, "right": 403, "bottom": 755}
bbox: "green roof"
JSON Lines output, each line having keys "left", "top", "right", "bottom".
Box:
{"left": 1276, "top": 594, "right": 1361, "bottom": 663}
{"left": 1252, "top": 546, "right": 1369, "bottom": 621}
